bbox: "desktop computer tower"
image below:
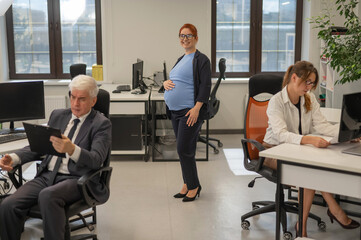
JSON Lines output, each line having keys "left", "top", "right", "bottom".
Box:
{"left": 110, "top": 115, "right": 142, "bottom": 150}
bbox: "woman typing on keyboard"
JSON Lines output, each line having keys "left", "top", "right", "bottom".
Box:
{"left": 263, "top": 61, "right": 360, "bottom": 237}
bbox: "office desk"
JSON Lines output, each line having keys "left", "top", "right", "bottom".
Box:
{"left": 150, "top": 88, "right": 209, "bottom": 161}
{"left": 100, "top": 84, "right": 150, "bottom": 160}
{"left": 0, "top": 139, "right": 28, "bottom": 155}
{"left": 259, "top": 143, "right": 361, "bottom": 239}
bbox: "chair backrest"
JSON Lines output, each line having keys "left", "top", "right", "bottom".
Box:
{"left": 244, "top": 74, "right": 283, "bottom": 160}
{"left": 93, "top": 89, "right": 110, "bottom": 118}
{"left": 70, "top": 63, "right": 86, "bottom": 79}
{"left": 208, "top": 58, "right": 226, "bottom": 119}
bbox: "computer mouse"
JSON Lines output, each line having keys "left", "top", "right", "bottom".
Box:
{"left": 112, "top": 89, "right": 121, "bottom": 93}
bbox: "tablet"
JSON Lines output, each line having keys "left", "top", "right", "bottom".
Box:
{"left": 23, "top": 122, "right": 65, "bottom": 157}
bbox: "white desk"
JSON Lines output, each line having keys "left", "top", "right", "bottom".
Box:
{"left": 149, "top": 88, "right": 209, "bottom": 161}
{"left": 0, "top": 139, "right": 28, "bottom": 155}
{"left": 260, "top": 143, "right": 361, "bottom": 239}
{"left": 258, "top": 107, "right": 361, "bottom": 239}
{"left": 100, "top": 84, "right": 150, "bottom": 160}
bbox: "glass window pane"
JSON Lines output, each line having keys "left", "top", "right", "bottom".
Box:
{"left": 216, "top": 0, "right": 251, "bottom": 72}
{"left": 60, "top": 0, "right": 97, "bottom": 74}
{"left": 12, "top": 0, "right": 50, "bottom": 74}
{"left": 262, "top": 0, "right": 296, "bottom": 72}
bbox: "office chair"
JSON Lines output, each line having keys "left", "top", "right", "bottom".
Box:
{"left": 8, "top": 89, "right": 112, "bottom": 240}
{"left": 70, "top": 63, "right": 87, "bottom": 79}
{"left": 197, "top": 58, "right": 226, "bottom": 154}
{"left": 240, "top": 74, "right": 325, "bottom": 239}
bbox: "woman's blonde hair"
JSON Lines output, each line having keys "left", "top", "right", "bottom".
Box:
{"left": 283, "top": 61, "right": 319, "bottom": 113}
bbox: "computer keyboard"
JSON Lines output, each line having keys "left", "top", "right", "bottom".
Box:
{"left": 116, "top": 85, "right": 131, "bottom": 91}
{"left": 0, "top": 133, "right": 27, "bottom": 144}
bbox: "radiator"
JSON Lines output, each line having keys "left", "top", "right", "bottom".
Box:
{"left": 41, "top": 95, "right": 68, "bottom": 124}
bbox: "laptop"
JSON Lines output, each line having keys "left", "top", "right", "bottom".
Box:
{"left": 342, "top": 144, "right": 361, "bottom": 156}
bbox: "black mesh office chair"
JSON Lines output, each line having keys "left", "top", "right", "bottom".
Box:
{"left": 198, "top": 58, "right": 226, "bottom": 154}
{"left": 70, "top": 63, "right": 87, "bottom": 79}
{"left": 8, "top": 89, "right": 112, "bottom": 240}
{"left": 240, "top": 74, "right": 324, "bottom": 239}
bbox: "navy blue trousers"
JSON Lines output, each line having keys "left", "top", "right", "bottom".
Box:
{"left": 170, "top": 108, "right": 202, "bottom": 190}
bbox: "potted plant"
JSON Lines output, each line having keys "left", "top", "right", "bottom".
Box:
{"left": 309, "top": 0, "right": 361, "bottom": 84}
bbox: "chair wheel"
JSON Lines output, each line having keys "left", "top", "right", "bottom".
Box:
{"left": 214, "top": 148, "right": 219, "bottom": 154}
{"left": 218, "top": 142, "right": 223, "bottom": 147}
{"left": 283, "top": 231, "right": 292, "bottom": 240}
{"left": 318, "top": 221, "right": 326, "bottom": 230}
{"left": 241, "top": 220, "right": 250, "bottom": 230}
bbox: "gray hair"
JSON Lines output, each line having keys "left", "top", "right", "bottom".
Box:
{"left": 69, "top": 75, "right": 99, "bottom": 98}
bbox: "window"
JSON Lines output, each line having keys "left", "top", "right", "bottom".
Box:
{"left": 212, "top": 0, "right": 303, "bottom": 77}
{"left": 6, "top": 0, "right": 102, "bottom": 79}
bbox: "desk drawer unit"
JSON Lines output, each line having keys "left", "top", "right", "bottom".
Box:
{"left": 110, "top": 115, "right": 142, "bottom": 150}
{"left": 109, "top": 101, "right": 146, "bottom": 152}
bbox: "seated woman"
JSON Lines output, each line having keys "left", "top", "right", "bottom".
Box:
{"left": 263, "top": 60, "right": 360, "bottom": 237}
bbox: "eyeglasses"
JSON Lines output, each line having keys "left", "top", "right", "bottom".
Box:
{"left": 179, "top": 34, "right": 195, "bottom": 40}
{"left": 305, "top": 80, "right": 316, "bottom": 86}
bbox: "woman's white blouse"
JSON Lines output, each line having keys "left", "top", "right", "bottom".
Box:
{"left": 263, "top": 86, "right": 339, "bottom": 145}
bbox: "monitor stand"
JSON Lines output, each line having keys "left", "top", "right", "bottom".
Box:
{"left": 0, "top": 121, "right": 25, "bottom": 135}
{"left": 342, "top": 145, "right": 361, "bottom": 156}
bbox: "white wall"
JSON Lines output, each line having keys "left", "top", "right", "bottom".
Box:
{"left": 101, "top": 0, "right": 211, "bottom": 84}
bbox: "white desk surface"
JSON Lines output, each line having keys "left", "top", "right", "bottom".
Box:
{"left": 0, "top": 139, "right": 29, "bottom": 155}
{"left": 150, "top": 88, "right": 164, "bottom": 101}
{"left": 259, "top": 142, "right": 361, "bottom": 174}
{"left": 100, "top": 84, "right": 150, "bottom": 101}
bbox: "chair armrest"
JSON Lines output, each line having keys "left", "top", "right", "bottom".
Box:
{"left": 8, "top": 164, "right": 22, "bottom": 189}
{"left": 241, "top": 138, "right": 266, "bottom": 172}
{"left": 77, "top": 166, "right": 113, "bottom": 207}
{"left": 8, "top": 159, "right": 42, "bottom": 189}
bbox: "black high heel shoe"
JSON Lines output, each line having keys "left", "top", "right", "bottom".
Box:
{"left": 327, "top": 209, "right": 360, "bottom": 229}
{"left": 182, "top": 185, "right": 202, "bottom": 202}
{"left": 173, "top": 192, "right": 188, "bottom": 198}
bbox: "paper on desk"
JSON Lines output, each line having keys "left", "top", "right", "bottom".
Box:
{"left": 306, "top": 134, "right": 336, "bottom": 144}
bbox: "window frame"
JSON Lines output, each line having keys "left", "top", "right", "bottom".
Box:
{"left": 211, "top": 0, "right": 303, "bottom": 78}
{"left": 5, "top": 0, "right": 102, "bottom": 80}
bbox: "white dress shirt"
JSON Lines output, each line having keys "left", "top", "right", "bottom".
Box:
{"left": 263, "top": 86, "right": 339, "bottom": 146}
{"left": 11, "top": 110, "right": 91, "bottom": 174}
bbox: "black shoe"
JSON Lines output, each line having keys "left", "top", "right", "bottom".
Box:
{"left": 182, "top": 186, "right": 202, "bottom": 202}
{"left": 173, "top": 192, "right": 187, "bottom": 198}
{"left": 327, "top": 209, "right": 360, "bottom": 229}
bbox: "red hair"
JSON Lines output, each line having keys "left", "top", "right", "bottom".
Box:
{"left": 179, "top": 23, "right": 198, "bottom": 37}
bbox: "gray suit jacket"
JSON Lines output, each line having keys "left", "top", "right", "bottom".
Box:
{"left": 15, "top": 108, "right": 112, "bottom": 203}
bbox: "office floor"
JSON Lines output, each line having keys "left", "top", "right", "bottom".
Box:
{"left": 21, "top": 134, "right": 360, "bottom": 240}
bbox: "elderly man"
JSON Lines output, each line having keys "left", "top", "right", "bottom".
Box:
{"left": 0, "top": 75, "right": 112, "bottom": 240}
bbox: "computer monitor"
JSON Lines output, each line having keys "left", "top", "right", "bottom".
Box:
{"left": 338, "top": 91, "right": 361, "bottom": 156}
{"left": 163, "top": 61, "right": 167, "bottom": 81}
{"left": 132, "top": 59, "right": 144, "bottom": 90}
{"left": 338, "top": 91, "right": 361, "bottom": 143}
{"left": 0, "top": 81, "right": 45, "bottom": 134}
{"left": 158, "top": 61, "right": 167, "bottom": 93}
